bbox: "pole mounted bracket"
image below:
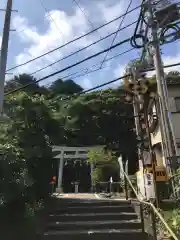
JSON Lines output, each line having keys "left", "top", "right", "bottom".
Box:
{"left": 154, "top": 3, "right": 180, "bottom": 28}
{"left": 0, "top": 9, "right": 18, "bottom": 12}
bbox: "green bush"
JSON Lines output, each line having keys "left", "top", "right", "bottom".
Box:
{"left": 157, "top": 208, "right": 180, "bottom": 238}
{"left": 24, "top": 199, "right": 44, "bottom": 218}
{"left": 88, "top": 149, "right": 119, "bottom": 183}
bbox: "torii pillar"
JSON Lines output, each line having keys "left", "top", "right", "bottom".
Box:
{"left": 53, "top": 149, "right": 64, "bottom": 193}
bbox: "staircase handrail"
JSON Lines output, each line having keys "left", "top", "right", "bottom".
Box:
{"left": 123, "top": 170, "right": 178, "bottom": 240}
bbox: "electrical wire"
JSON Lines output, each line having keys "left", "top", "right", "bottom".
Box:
{"left": 137, "top": 1, "right": 180, "bottom": 69}
{"left": 39, "top": 0, "right": 65, "bottom": 38}
{"left": 29, "top": 20, "right": 137, "bottom": 76}
{"left": 5, "top": 37, "right": 131, "bottom": 95}
{"left": 62, "top": 48, "right": 135, "bottom": 82}
{"left": 52, "top": 74, "right": 131, "bottom": 102}
{"left": 5, "top": 59, "right": 180, "bottom": 97}
{"left": 40, "top": 60, "right": 180, "bottom": 103}
{"left": 130, "top": 0, "right": 147, "bottom": 49}
{"left": 41, "top": 48, "right": 134, "bottom": 90}
{"left": 31, "top": 59, "right": 180, "bottom": 102}
{"left": 5, "top": 1, "right": 179, "bottom": 100}
{"left": 99, "top": 0, "right": 133, "bottom": 69}
{"left": 32, "top": 48, "right": 135, "bottom": 84}
{"left": 53, "top": 48, "right": 135, "bottom": 84}
{"left": 64, "top": 75, "right": 129, "bottom": 96}
{"left": 149, "top": 61, "right": 180, "bottom": 71}
{"left": 48, "top": 74, "right": 130, "bottom": 101}
{"left": 38, "top": 0, "right": 65, "bottom": 73}
{"left": 72, "top": 0, "right": 96, "bottom": 30}
{"left": 139, "top": 11, "right": 150, "bottom": 68}
{"left": 11, "top": 10, "right": 52, "bottom": 35}
{"left": 6, "top": 3, "right": 142, "bottom": 72}
{"left": 159, "top": 21, "right": 180, "bottom": 44}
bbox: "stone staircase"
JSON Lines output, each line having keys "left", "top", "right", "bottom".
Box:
{"left": 43, "top": 197, "right": 149, "bottom": 239}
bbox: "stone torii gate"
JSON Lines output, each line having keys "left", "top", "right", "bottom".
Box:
{"left": 52, "top": 145, "right": 103, "bottom": 193}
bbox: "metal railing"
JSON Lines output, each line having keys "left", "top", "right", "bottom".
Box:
{"left": 93, "top": 181, "right": 122, "bottom": 194}
{"left": 123, "top": 170, "right": 178, "bottom": 240}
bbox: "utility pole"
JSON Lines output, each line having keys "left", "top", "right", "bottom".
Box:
{"left": 147, "top": 1, "right": 179, "bottom": 169}
{"left": 145, "top": 0, "right": 179, "bottom": 198}
{"left": 0, "top": 0, "right": 13, "bottom": 114}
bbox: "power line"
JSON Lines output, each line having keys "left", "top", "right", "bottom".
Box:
{"left": 31, "top": 60, "right": 180, "bottom": 102}
{"left": 159, "top": 61, "right": 180, "bottom": 70}
{"left": 6, "top": 3, "right": 142, "bottom": 72}
{"left": 5, "top": 59, "right": 180, "bottom": 97}
{"left": 43, "top": 47, "right": 135, "bottom": 89}
{"left": 40, "top": 61, "right": 180, "bottom": 104}
{"left": 11, "top": 3, "right": 54, "bottom": 35}
{"left": 47, "top": 48, "right": 135, "bottom": 84}
{"left": 5, "top": 37, "right": 131, "bottom": 95}
{"left": 50, "top": 74, "right": 131, "bottom": 102}
{"left": 39, "top": 0, "right": 65, "bottom": 38}
{"left": 62, "top": 48, "right": 135, "bottom": 81}
{"left": 65, "top": 75, "right": 130, "bottom": 97}
{"left": 38, "top": 0, "right": 66, "bottom": 74}
{"left": 99, "top": 0, "right": 133, "bottom": 69}
{"left": 38, "top": 0, "right": 65, "bottom": 74}
{"left": 48, "top": 48, "right": 135, "bottom": 83}
{"left": 29, "top": 21, "right": 137, "bottom": 76}
{"left": 72, "top": 0, "right": 96, "bottom": 30}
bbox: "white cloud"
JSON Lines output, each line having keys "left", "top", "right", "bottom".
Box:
{"left": 146, "top": 71, "right": 155, "bottom": 78}
{"left": 97, "top": 0, "right": 139, "bottom": 35}
{"left": 147, "top": 53, "right": 180, "bottom": 78}
{"left": 163, "top": 54, "right": 180, "bottom": 73}
{"left": 12, "top": 16, "right": 40, "bottom": 44}
{"left": 98, "top": 4, "right": 122, "bottom": 36}
{"left": 11, "top": 7, "right": 91, "bottom": 75}
{"left": 113, "top": 64, "right": 126, "bottom": 86}
{"left": 81, "top": 78, "right": 92, "bottom": 89}
{"left": 114, "top": 63, "right": 126, "bottom": 78}
{"left": 8, "top": 0, "right": 143, "bottom": 90}
{"left": 11, "top": 0, "right": 137, "bottom": 75}
{"left": 98, "top": 1, "right": 125, "bottom": 24}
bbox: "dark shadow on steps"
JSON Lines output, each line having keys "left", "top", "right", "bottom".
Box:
{"left": 41, "top": 196, "right": 150, "bottom": 239}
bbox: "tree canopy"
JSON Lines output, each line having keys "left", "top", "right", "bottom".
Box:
{"left": 49, "top": 78, "right": 83, "bottom": 97}
{"left": 88, "top": 148, "right": 120, "bottom": 183}
{"left": 1, "top": 73, "right": 138, "bottom": 209}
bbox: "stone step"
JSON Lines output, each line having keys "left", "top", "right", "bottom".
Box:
{"left": 47, "top": 212, "right": 138, "bottom": 222}
{"left": 52, "top": 199, "right": 131, "bottom": 208}
{"left": 45, "top": 220, "right": 142, "bottom": 231}
{"left": 50, "top": 205, "right": 134, "bottom": 214}
{"left": 43, "top": 229, "right": 149, "bottom": 240}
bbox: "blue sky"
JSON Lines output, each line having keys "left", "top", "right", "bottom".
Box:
{"left": 0, "top": 0, "right": 180, "bottom": 90}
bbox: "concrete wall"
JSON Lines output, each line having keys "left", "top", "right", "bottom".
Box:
{"left": 150, "top": 85, "right": 180, "bottom": 165}
{"left": 168, "top": 85, "right": 180, "bottom": 140}
{"left": 150, "top": 85, "right": 180, "bottom": 142}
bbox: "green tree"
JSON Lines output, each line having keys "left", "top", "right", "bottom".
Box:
{"left": 1, "top": 73, "right": 138, "bottom": 206}
{"left": 49, "top": 78, "right": 83, "bottom": 97}
{"left": 5, "top": 74, "right": 49, "bottom": 95}
{"left": 1, "top": 90, "right": 60, "bottom": 206}
{"left": 0, "top": 119, "right": 28, "bottom": 204}
{"left": 59, "top": 88, "right": 137, "bottom": 154}
{"left": 88, "top": 148, "right": 119, "bottom": 183}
